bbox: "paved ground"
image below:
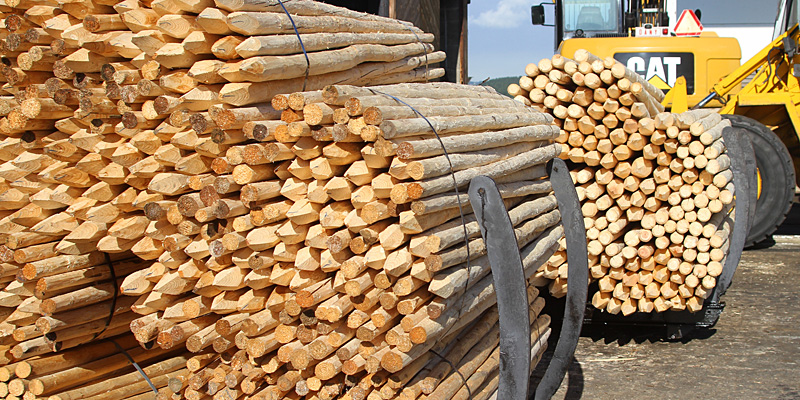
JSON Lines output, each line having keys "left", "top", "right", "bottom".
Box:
{"left": 534, "top": 202, "right": 800, "bottom": 399}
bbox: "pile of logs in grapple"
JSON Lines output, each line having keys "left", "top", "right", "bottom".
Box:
{"left": 0, "top": 0, "right": 565, "bottom": 398}
{"left": 510, "top": 49, "right": 736, "bottom": 315}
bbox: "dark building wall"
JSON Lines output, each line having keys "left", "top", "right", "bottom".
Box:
{"left": 439, "top": 0, "right": 467, "bottom": 83}
{"left": 318, "top": 0, "right": 381, "bottom": 15}
{"left": 319, "top": 0, "right": 467, "bottom": 83}
{"left": 396, "top": 0, "right": 441, "bottom": 52}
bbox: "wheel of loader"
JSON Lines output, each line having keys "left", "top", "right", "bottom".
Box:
{"left": 722, "top": 115, "right": 795, "bottom": 247}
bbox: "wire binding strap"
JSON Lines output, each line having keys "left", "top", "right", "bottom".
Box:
{"left": 112, "top": 340, "right": 159, "bottom": 395}
{"left": 372, "top": 90, "right": 471, "bottom": 397}
{"left": 396, "top": 20, "right": 430, "bottom": 82}
{"left": 89, "top": 253, "right": 119, "bottom": 342}
{"left": 428, "top": 347, "right": 473, "bottom": 398}
{"left": 277, "top": 0, "right": 310, "bottom": 91}
{"left": 369, "top": 89, "right": 472, "bottom": 338}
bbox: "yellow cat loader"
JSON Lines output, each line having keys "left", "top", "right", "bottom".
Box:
{"left": 533, "top": 0, "right": 799, "bottom": 247}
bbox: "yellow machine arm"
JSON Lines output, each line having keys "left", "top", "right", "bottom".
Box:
{"left": 699, "top": 24, "right": 800, "bottom": 108}
{"left": 661, "top": 76, "right": 689, "bottom": 113}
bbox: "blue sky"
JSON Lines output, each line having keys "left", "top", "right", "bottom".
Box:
{"left": 468, "top": 0, "right": 556, "bottom": 82}
{"left": 466, "top": 0, "right": 781, "bottom": 82}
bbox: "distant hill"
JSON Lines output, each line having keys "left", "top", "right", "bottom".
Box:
{"left": 473, "top": 76, "right": 522, "bottom": 97}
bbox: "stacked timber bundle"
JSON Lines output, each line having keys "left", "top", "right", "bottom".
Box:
{"left": 205, "top": 0, "right": 446, "bottom": 106}
{"left": 113, "top": 82, "right": 563, "bottom": 400}
{"left": 0, "top": 0, "right": 448, "bottom": 398}
{"left": 0, "top": 338, "right": 196, "bottom": 399}
{"left": 510, "top": 49, "right": 736, "bottom": 315}
{"left": 0, "top": 0, "right": 566, "bottom": 395}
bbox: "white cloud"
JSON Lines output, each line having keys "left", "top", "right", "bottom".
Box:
{"left": 470, "top": 0, "right": 533, "bottom": 28}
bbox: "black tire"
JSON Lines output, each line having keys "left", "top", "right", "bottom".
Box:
{"left": 723, "top": 114, "right": 795, "bottom": 247}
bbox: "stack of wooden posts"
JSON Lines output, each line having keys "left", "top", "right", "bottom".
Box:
{"left": 0, "top": 0, "right": 568, "bottom": 398}
{"left": 113, "top": 82, "right": 563, "bottom": 400}
{"left": 510, "top": 49, "right": 736, "bottom": 315}
{"left": 1, "top": 338, "right": 194, "bottom": 399}
{"left": 0, "top": 0, "right": 448, "bottom": 398}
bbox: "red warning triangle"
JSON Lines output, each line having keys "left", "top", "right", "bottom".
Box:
{"left": 674, "top": 9, "right": 703, "bottom": 36}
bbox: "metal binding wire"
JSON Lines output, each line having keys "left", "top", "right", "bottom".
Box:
{"left": 89, "top": 253, "right": 119, "bottom": 342}
{"left": 395, "top": 20, "right": 430, "bottom": 82}
{"left": 277, "top": 0, "right": 311, "bottom": 90}
{"left": 369, "top": 87, "right": 475, "bottom": 359}
{"left": 112, "top": 340, "right": 159, "bottom": 394}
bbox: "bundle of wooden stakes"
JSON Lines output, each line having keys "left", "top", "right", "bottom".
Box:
{"left": 1, "top": 81, "right": 564, "bottom": 398}
{"left": 0, "top": 0, "right": 453, "bottom": 398}
{"left": 0, "top": 0, "right": 567, "bottom": 397}
{"left": 509, "top": 49, "right": 736, "bottom": 315}
{"left": 112, "top": 82, "right": 563, "bottom": 400}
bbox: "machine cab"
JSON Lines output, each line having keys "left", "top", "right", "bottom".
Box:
{"left": 533, "top": 0, "right": 668, "bottom": 49}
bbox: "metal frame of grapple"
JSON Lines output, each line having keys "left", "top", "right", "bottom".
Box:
{"left": 468, "top": 158, "right": 589, "bottom": 400}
